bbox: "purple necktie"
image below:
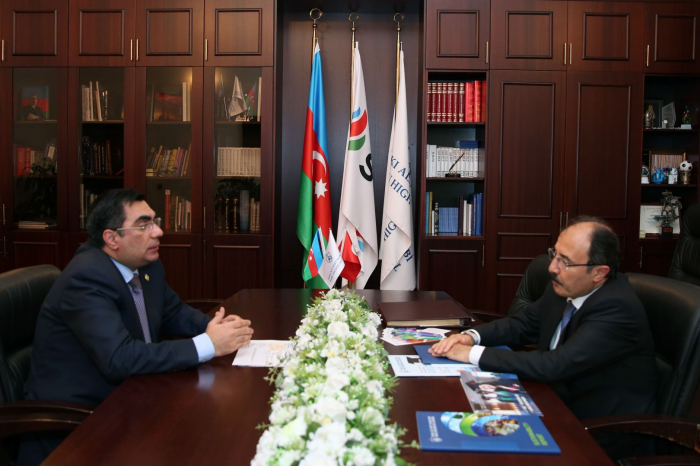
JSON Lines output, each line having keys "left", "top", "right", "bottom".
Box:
{"left": 129, "top": 273, "right": 152, "bottom": 343}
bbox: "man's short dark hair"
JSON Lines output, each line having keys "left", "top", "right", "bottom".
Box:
{"left": 568, "top": 215, "right": 620, "bottom": 279}
{"left": 87, "top": 189, "right": 145, "bottom": 248}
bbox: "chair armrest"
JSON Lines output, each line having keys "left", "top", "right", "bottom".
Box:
{"left": 583, "top": 414, "right": 700, "bottom": 453}
{"left": 0, "top": 401, "right": 94, "bottom": 439}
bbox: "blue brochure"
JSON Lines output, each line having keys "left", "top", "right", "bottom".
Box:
{"left": 416, "top": 411, "right": 560, "bottom": 454}
{"left": 414, "top": 344, "right": 510, "bottom": 365}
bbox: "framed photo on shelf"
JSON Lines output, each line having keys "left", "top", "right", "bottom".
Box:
{"left": 20, "top": 86, "right": 50, "bottom": 121}
{"left": 640, "top": 204, "right": 680, "bottom": 234}
{"left": 644, "top": 99, "right": 663, "bottom": 129}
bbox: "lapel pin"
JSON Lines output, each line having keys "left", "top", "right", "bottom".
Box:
{"left": 144, "top": 274, "right": 150, "bottom": 282}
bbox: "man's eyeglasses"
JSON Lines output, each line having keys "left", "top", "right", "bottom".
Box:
{"left": 115, "top": 217, "right": 162, "bottom": 233}
{"left": 548, "top": 248, "right": 601, "bottom": 271}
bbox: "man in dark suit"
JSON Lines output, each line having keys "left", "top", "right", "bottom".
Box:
{"left": 19, "top": 189, "right": 253, "bottom": 465}
{"left": 430, "top": 216, "right": 657, "bottom": 421}
{"left": 21, "top": 94, "right": 45, "bottom": 120}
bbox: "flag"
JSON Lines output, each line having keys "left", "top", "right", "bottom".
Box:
{"left": 318, "top": 230, "right": 345, "bottom": 288}
{"left": 228, "top": 75, "right": 247, "bottom": 117}
{"left": 306, "top": 228, "right": 325, "bottom": 278}
{"left": 217, "top": 75, "right": 228, "bottom": 119}
{"left": 380, "top": 49, "right": 416, "bottom": 290}
{"left": 337, "top": 43, "right": 378, "bottom": 289}
{"left": 245, "top": 83, "right": 257, "bottom": 118}
{"left": 297, "top": 42, "right": 333, "bottom": 289}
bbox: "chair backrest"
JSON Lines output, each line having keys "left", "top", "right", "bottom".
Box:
{"left": 668, "top": 203, "right": 700, "bottom": 286}
{"left": 507, "top": 254, "right": 551, "bottom": 316}
{"left": 0, "top": 265, "right": 60, "bottom": 404}
{"left": 627, "top": 272, "right": 700, "bottom": 417}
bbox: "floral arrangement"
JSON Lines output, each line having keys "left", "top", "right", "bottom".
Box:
{"left": 252, "top": 289, "right": 411, "bottom": 466}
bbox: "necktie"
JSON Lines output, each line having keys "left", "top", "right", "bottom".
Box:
{"left": 129, "top": 273, "right": 152, "bottom": 343}
{"left": 550, "top": 301, "right": 576, "bottom": 349}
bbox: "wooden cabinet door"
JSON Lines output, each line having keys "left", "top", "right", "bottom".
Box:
{"left": 419, "top": 238, "right": 484, "bottom": 310}
{"left": 157, "top": 233, "right": 203, "bottom": 300}
{"left": 69, "top": 0, "right": 136, "bottom": 67}
{"left": 425, "top": 0, "right": 489, "bottom": 70}
{"left": 484, "top": 70, "right": 566, "bottom": 315}
{"left": 204, "top": 0, "right": 273, "bottom": 67}
{"left": 564, "top": 72, "right": 643, "bottom": 270}
{"left": 490, "top": 0, "right": 567, "bottom": 71}
{"left": 637, "top": 239, "right": 675, "bottom": 276}
{"left": 644, "top": 3, "right": 700, "bottom": 75}
{"left": 1, "top": 0, "right": 68, "bottom": 67}
{"left": 135, "top": 0, "right": 203, "bottom": 66}
{"left": 567, "top": 1, "right": 644, "bottom": 73}
{"left": 8, "top": 231, "right": 63, "bottom": 270}
{"left": 203, "top": 234, "right": 272, "bottom": 299}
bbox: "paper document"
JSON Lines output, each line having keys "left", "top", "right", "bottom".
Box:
{"left": 232, "top": 340, "right": 293, "bottom": 367}
{"left": 381, "top": 327, "right": 449, "bottom": 346}
{"left": 388, "top": 355, "right": 477, "bottom": 377}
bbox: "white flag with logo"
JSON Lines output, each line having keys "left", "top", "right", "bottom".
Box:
{"left": 338, "top": 43, "right": 378, "bottom": 289}
{"left": 380, "top": 49, "right": 415, "bottom": 290}
{"left": 228, "top": 75, "right": 247, "bottom": 117}
{"left": 319, "top": 230, "right": 345, "bottom": 288}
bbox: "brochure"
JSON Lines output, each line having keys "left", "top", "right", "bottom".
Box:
{"left": 388, "top": 355, "right": 477, "bottom": 377}
{"left": 460, "top": 371, "right": 543, "bottom": 416}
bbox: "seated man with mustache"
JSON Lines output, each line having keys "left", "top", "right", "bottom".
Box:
{"left": 430, "top": 216, "right": 657, "bottom": 427}
{"left": 19, "top": 189, "right": 254, "bottom": 465}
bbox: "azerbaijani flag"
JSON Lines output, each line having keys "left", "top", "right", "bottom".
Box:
{"left": 306, "top": 228, "right": 325, "bottom": 278}
{"left": 297, "top": 42, "right": 333, "bottom": 289}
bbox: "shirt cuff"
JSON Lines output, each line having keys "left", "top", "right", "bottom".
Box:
{"left": 463, "top": 329, "right": 481, "bottom": 345}
{"left": 469, "top": 345, "right": 486, "bottom": 366}
{"left": 193, "top": 333, "right": 215, "bottom": 363}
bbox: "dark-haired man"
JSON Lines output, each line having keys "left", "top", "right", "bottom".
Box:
{"left": 19, "top": 189, "right": 253, "bottom": 465}
{"left": 430, "top": 216, "right": 657, "bottom": 421}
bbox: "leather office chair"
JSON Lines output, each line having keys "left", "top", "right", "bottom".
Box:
{"left": 584, "top": 273, "right": 700, "bottom": 464}
{"left": 668, "top": 203, "right": 700, "bottom": 287}
{"left": 0, "top": 265, "right": 93, "bottom": 465}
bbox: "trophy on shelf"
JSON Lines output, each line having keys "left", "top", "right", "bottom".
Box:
{"left": 681, "top": 106, "right": 692, "bottom": 129}
{"left": 644, "top": 105, "right": 656, "bottom": 129}
{"left": 680, "top": 153, "right": 693, "bottom": 185}
{"left": 653, "top": 191, "right": 681, "bottom": 238}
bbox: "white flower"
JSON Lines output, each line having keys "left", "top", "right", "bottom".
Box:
{"left": 306, "top": 421, "right": 347, "bottom": 454}
{"left": 325, "top": 357, "right": 348, "bottom": 375}
{"left": 349, "top": 446, "right": 375, "bottom": 466}
{"left": 327, "top": 321, "right": 350, "bottom": 340}
{"left": 312, "top": 397, "right": 348, "bottom": 423}
{"left": 299, "top": 449, "right": 336, "bottom": 466}
{"left": 359, "top": 407, "right": 384, "bottom": 434}
{"left": 366, "top": 380, "right": 383, "bottom": 398}
{"left": 325, "top": 372, "right": 350, "bottom": 392}
{"left": 368, "top": 312, "right": 381, "bottom": 327}
{"left": 361, "top": 324, "right": 378, "bottom": 340}
{"left": 278, "top": 415, "right": 308, "bottom": 447}
{"left": 278, "top": 450, "right": 302, "bottom": 466}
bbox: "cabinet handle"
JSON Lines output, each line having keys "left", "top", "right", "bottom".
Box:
{"left": 482, "top": 245, "right": 485, "bottom": 267}
{"left": 485, "top": 41, "right": 489, "bottom": 64}
{"left": 646, "top": 45, "right": 650, "bottom": 67}
{"left": 130, "top": 39, "right": 133, "bottom": 61}
{"left": 569, "top": 43, "right": 573, "bottom": 66}
{"left": 205, "top": 39, "right": 208, "bottom": 61}
{"left": 563, "top": 43, "right": 567, "bottom": 65}
{"left": 2, "top": 204, "right": 5, "bottom": 225}
{"left": 559, "top": 212, "right": 563, "bottom": 232}
{"left": 1, "top": 40, "right": 4, "bottom": 61}
{"left": 204, "top": 240, "right": 207, "bottom": 262}
{"left": 639, "top": 247, "right": 643, "bottom": 269}
{"left": 136, "top": 39, "right": 139, "bottom": 61}
{"left": 203, "top": 207, "right": 207, "bottom": 229}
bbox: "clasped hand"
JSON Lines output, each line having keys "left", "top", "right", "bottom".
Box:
{"left": 428, "top": 333, "right": 475, "bottom": 364}
{"left": 206, "top": 308, "right": 254, "bottom": 357}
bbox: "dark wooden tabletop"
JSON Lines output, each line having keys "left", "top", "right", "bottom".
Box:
{"left": 44, "top": 289, "right": 612, "bottom": 465}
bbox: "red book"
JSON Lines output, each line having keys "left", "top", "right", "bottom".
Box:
{"left": 437, "top": 83, "right": 444, "bottom": 122}
{"left": 164, "top": 189, "right": 171, "bottom": 230}
{"left": 474, "top": 80, "right": 482, "bottom": 122}
{"left": 16, "top": 147, "right": 24, "bottom": 175}
{"left": 446, "top": 83, "right": 453, "bottom": 123}
{"left": 465, "top": 82, "right": 474, "bottom": 122}
{"left": 430, "top": 83, "right": 437, "bottom": 122}
{"left": 427, "top": 83, "right": 432, "bottom": 122}
{"left": 452, "top": 82, "right": 459, "bottom": 121}
{"left": 458, "top": 83, "right": 465, "bottom": 122}
{"left": 481, "top": 80, "right": 488, "bottom": 122}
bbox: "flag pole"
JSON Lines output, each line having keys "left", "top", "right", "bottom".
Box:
{"left": 394, "top": 13, "right": 404, "bottom": 106}
{"left": 310, "top": 8, "right": 322, "bottom": 61}
{"left": 349, "top": 13, "right": 359, "bottom": 111}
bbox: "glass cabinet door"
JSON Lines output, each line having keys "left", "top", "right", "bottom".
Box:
{"left": 144, "top": 67, "right": 193, "bottom": 233}
{"left": 12, "top": 69, "right": 60, "bottom": 230}
{"left": 78, "top": 68, "right": 126, "bottom": 229}
{"left": 211, "top": 67, "right": 262, "bottom": 234}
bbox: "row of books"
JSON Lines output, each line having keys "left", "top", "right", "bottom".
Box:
{"left": 14, "top": 140, "right": 57, "bottom": 175}
{"left": 81, "top": 81, "right": 109, "bottom": 121}
{"left": 650, "top": 152, "right": 684, "bottom": 170}
{"left": 217, "top": 147, "right": 261, "bottom": 177}
{"left": 150, "top": 83, "right": 192, "bottom": 122}
{"left": 146, "top": 144, "right": 192, "bottom": 178}
{"left": 214, "top": 192, "right": 261, "bottom": 233}
{"left": 426, "top": 141, "right": 480, "bottom": 178}
{"left": 79, "top": 184, "right": 100, "bottom": 229}
{"left": 16, "top": 220, "right": 57, "bottom": 230}
{"left": 425, "top": 193, "right": 483, "bottom": 236}
{"left": 427, "top": 81, "right": 487, "bottom": 123}
{"left": 164, "top": 191, "right": 192, "bottom": 232}
{"left": 81, "top": 138, "right": 122, "bottom": 176}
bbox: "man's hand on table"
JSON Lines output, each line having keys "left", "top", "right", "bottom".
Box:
{"left": 206, "top": 308, "right": 254, "bottom": 357}
{"left": 428, "top": 333, "right": 475, "bottom": 364}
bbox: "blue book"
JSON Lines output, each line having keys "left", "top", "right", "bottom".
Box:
{"left": 416, "top": 411, "right": 560, "bottom": 454}
{"left": 475, "top": 193, "right": 482, "bottom": 236}
{"left": 414, "top": 344, "right": 511, "bottom": 365}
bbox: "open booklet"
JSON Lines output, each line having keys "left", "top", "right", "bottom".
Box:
{"left": 231, "top": 340, "right": 293, "bottom": 367}
{"left": 460, "top": 371, "right": 542, "bottom": 416}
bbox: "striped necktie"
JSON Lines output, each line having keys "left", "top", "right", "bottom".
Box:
{"left": 129, "top": 273, "right": 152, "bottom": 343}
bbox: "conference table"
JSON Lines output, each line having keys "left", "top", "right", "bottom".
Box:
{"left": 44, "top": 289, "right": 613, "bottom": 465}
